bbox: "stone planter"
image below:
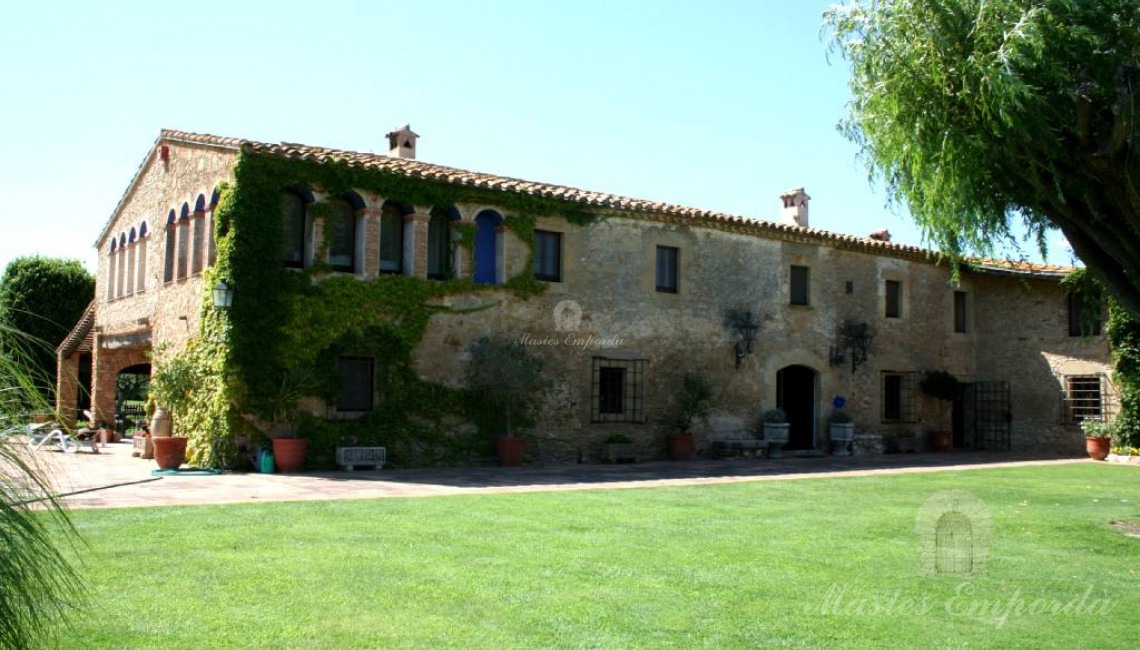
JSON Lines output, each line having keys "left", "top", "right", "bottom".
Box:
{"left": 852, "top": 432, "right": 884, "bottom": 456}
{"left": 763, "top": 423, "right": 790, "bottom": 458}
{"left": 603, "top": 442, "right": 637, "bottom": 464}
{"left": 829, "top": 423, "right": 855, "bottom": 456}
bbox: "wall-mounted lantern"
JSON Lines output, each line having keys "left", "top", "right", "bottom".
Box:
{"left": 829, "top": 321, "right": 873, "bottom": 372}
{"left": 725, "top": 309, "right": 761, "bottom": 370}
{"left": 212, "top": 279, "right": 234, "bottom": 309}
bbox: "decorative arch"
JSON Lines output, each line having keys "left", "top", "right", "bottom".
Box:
{"left": 210, "top": 186, "right": 221, "bottom": 207}
{"left": 139, "top": 221, "right": 148, "bottom": 238}
{"left": 194, "top": 194, "right": 207, "bottom": 213}
{"left": 129, "top": 227, "right": 137, "bottom": 243}
{"left": 179, "top": 202, "right": 191, "bottom": 220}
{"left": 163, "top": 210, "right": 177, "bottom": 283}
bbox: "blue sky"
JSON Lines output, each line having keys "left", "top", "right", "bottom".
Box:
{"left": 0, "top": 0, "right": 1071, "bottom": 274}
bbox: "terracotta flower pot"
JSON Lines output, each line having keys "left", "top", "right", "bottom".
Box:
{"left": 152, "top": 436, "right": 188, "bottom": 470}
{"left": 931, "top": 430, "right": 953, "bottom": 452}
{"left": 667, "top": 433, "right": 695, "bottom": 461}
{"left": 496, "top": 436, "right": 526, "bottom": 466}
{"left": 1086, "top": 436, "right": 1111, "bottom": 461}
{"left": 272, "top": 438, "right": 308, "bottom": 473}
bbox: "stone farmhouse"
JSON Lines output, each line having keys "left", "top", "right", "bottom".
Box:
{"left": 56, "top": 127, "right": 1112, "bottom": 467}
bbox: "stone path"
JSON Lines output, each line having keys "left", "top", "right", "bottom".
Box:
{"left": 26, "top": 440, "right": 1091, "bottom": 510}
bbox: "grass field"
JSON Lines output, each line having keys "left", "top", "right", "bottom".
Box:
{"left": 51, "top": 464, "right": 1139, "bottom": 649}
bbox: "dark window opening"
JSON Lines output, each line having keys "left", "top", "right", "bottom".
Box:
{"left": 886, "top": 280, "right": 903, "bottom": 318}
{"left": 427, "top": 208, "right": 452, "bottom": 280}
{"left": 790, "top": 266, "right": 810, "bottom": 306}
{"left": 282, "top": 191, "right": 307, "bottom": 268}
{"left": 534, "top": 230, "right": 562, "bottom": 282}
{"left": 1068, "top": 293, "right": 1103, "bottom": 336}
{"left": 337, "top": 356, "right": 374, "bottom": 412}
{"left": 656, "top": 246, "right": 679, "bottom": 293}
{"left": 954, "top": 291, "right": 968, "bottom": 333}
{"left": 378, "top": 204, "right": 405, "bottom": 274}
{"left": 881, "top": 371, "right": 918, "bottom": 422}
{"left": 327, "top": 198, "right": 356, "bottom": 273}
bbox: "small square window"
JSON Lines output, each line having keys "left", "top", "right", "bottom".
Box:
{"left": 592, "top": 357, "right": 646, "bottom": 423}
{"left": 881, "top": 371, "right": 918, "bottom": 422}
{"left": 1063, "top": 374, "right": 1112, "bottom": 423}
{"left": 1067, "top": 293, "right": 1102, "bottom": 336}
{"left": 534, "top": 230, "right": 562, "bottom": 282}
{"left": 886, "top": 280, "right": 903, "bottom": 318}
{"left": 790, "top": 266, "right": 810, "bottom": 306}
{"left": 656, "top": 246, "right": 679, "bottom": 293}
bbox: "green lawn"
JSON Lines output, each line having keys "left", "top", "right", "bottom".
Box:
{"left": 53, "top": 464, "right": 1138, "bottom": 649}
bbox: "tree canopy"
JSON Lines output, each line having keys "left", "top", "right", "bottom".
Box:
{"left": 0, "top": 257, "right": 94, "bottom": 397}
{"left": 825, "top": 0, "right": 1140, "bottom": 316}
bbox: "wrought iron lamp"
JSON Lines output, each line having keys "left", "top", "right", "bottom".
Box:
{"left": 212, "top": 279, "right": 234, "bottom": 309}
{"left": 829, "top": 320, "right": 872, "bottom": 372}
{"left": 731, "top": 310, "right": 761, "bottom": 369}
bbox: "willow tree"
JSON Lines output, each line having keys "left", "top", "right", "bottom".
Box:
{"left": 0, "top": 325, "right": 84, "bottom": 649}
{"left": 825, "top": 0, "right": 1140, "bottom": 317}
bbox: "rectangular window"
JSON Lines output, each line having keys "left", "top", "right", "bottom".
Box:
{"left": 336, "top": 357, "right": 374, "bottom": 412}
{"left": 378, "top": 210, "right": 404, "bottom": 274}
{"left": 886, "top": 280, "right": 903, "bottom": 318}
{"left": 534, "top": 230, "right": 562, "bottom": 282}
{"left": 592, "top": 357, "right": 646, "bottom": 423}
{"left": 656, "top": 246, "right": 679, "bottom": 293}
{"left": 790, "top": 265, "right": 810, "bottom": 306}
{"left": 1068, "top": 293, "right": 1103, "bottom": 336}
{"left": 191, "top": 217, "right": 204, "bottom": 275}
{"left": 881, "top": 371, "right": 918, "bottom": 422}
{"left": 1063, "top": 374, "right": 1113, "bottom": 423}
{"left": 953, "top": 291, "right": 968, "bottom": 333}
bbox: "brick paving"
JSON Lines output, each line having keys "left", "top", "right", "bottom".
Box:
{"left": 29, "top": 439, "right": 1090, "bottom": 510}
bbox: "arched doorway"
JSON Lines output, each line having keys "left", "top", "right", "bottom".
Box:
{"left": 777, "top": 365, "right": 817, "bottom": 451}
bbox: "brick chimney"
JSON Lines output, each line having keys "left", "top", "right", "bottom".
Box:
{"left": 779, "top": 187, "right": 810, "bottom": 228}
{"left": 386, "top": 125, "right": 419, "bottom": 159}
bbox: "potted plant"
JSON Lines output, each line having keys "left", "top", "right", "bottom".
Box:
{"left": 829, "top": 410, "right": 855, "bottom": 456}
{"left": 761, "top": 408, "right": 789, "bottom": 458}
{"left": 464, "top": 337, "right": 551, "bottom": 466}
{"left": 148, "top": 356, "right": 196, "bottom": 470}
{"left": 602, "top": 433, "right": 637, "bottom": 464}
{"left": 1082, "top": 419, "right": 1113, "bottom": 461}
{"left": 663, "top": 372, "right": 715, "bottom": 461}
{"left": 264, "top": 367, "right": 316, "bottom": 473}
{"left": 920, "top": 370, "right": 963, "bottom": 451}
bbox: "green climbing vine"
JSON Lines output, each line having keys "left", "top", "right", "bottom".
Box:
{"left": 161, "top": 150, "right": 595, "bottom": 469}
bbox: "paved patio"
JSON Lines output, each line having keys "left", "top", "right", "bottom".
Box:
{"left": 23, "top": 439, "right": 1093, "bottom": 510}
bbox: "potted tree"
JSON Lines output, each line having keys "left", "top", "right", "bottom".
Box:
{"left": 148, "top": 356, "right": 195, "bottom": 470}
{"left": 920, "top": 370, "right": 963, "bottom": 451}
{"left": 761, "top": 408, "right": 789, "bottom": 458}
{"left": 264, "top": 367, "right": 316, "bottom": 473}
{"left": 663, "top": 372, "right": 715, "bottom": 461}
{"left": 464, "top": 337, "right": 551, "bottom": 466}
{"left": 1082, "top": 419, "right": 1113, "bottom": 461}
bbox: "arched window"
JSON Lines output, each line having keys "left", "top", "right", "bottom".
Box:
{"left": 191, "top": 194, "right": 206, "bottom": 275}
{"left": 126, "top": 228, "right": 137, "bottom": 295}
{"left": 327, "top": 195, "right": 359, "bottom": 273}
{"left": 107, "top": 240, "right": 118, "bottom": 300}
{"left": 136, "top": 222, "right": 148, "bottom": 293}
{"left": 177, "top": 203, "right": 190, "bottom": 280}
{"left": 282, "top": 190, "right": 308, "bottom": 268}
{"left": 378, "top": 202, "right": 407, "bottom": 275}
{"left": 118, "top": 234, "right": 128, "bottom": 297}
{"left": 163, "top": 210, "right": 176, "bottom": 283}
{"left": 474, "top": 210, "right": 503, "bottom": 285}
{"left": 427, "top": 207, "right": 456, "bottom": 280}
{"left": 207, "top": 186, "right": 221, "bottom": 267}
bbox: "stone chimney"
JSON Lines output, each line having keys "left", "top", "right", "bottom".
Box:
{"left": 386, "top": 125, "right": 419, "bottom": 159}
{"left": 779, "top": 187, "right": 810, "bottom": 228}
{"left": 868, "top": 229, "right": 892, "bottom": 243}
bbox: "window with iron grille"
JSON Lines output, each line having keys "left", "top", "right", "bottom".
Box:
{"left": 881, "top": 371, "right": 918, "bottom": 422}
{"left": 592, "top": 357, "right": 646, "bottom": 423}
{"left": 1062, "top": 374, "right": 1114, "bottom": 424}
{"left": 336, "top": 356, "right": 374, "bottom": 413}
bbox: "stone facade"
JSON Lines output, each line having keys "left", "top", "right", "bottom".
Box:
{"left": 57, "top": 130, "right": 1111, "bottom": 462}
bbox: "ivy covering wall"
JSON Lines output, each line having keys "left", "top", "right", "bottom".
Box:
{"left": 161, "top": 152, "right": 597, "bottom": 469}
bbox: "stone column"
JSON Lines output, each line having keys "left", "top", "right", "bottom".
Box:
{"left": 90, "top": 336, "right": 116, "bottom": 428}
{"left": 360, "top": 208, "right": 381, "bottom": 278}
{"left": 56, "top": 352, "right": 80, "bottom": 427}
